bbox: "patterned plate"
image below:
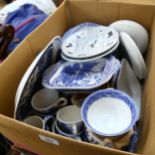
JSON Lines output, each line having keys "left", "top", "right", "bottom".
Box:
{"left": 42, "top": 56, "right": 121, "bottom": 90}
{"left": 62, "top": 22, "right": 119, "bottom": 59}
{"left": 14, "top": 36, "right": 61, "bottom": 119}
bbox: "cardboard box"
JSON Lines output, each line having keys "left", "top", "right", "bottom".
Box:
{"left": 0, "top": 0, "right": 155, "bottom": 154}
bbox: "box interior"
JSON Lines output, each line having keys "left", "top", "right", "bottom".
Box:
{"left": 0, "top": 0, "right": 155, "bottom": 155}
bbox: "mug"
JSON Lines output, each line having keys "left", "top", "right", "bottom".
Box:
{"left": 31, "top": 88, "right": 67, "bottom": 114}
{"left": 56, "top": 105, "right": 83, "bottom": 135}
{"left": 23, "top": 115, "right": 45, "bottom": 129}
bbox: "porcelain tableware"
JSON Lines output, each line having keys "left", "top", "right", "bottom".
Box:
{"left": 42, "top": 56, "right": 121, "bottom": 90}
{"left": 85, "top": 128, "right": 135, "bottom": 150}
{"left": 56, "top": 105, "right": 83, "bottom": 135}
{"left": 61, "top": 22, "right": 119, "bottom": 59}
{"left": 109, "top": 20, "right": 149, "bottom": 54}
{"left": 61, "top": 40, "right": 119, "bottom": 62}
{"left": 117, "top": 59, "right": 142, "bottom": 120}
{"left": 15, "top": 36, "right": 62, "bottom": 119}
{"left": 23, "top": 115, "right": 45, "bottom": 129}
{"left": 120, "top": 32, "right": 146, "bottom": 79}
{"left": 31, "top": 88, "right": 67, "bottom": 113}
{"left": 81, "top": 88, "right": 137, "bottom": 137}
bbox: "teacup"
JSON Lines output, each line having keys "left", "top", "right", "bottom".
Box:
{"left": 56, "top": 105, "right": 83, "bottom": 135}
{"left": 23, "top": 115, "right": 45, "bottom": 129}
{"left": 31, "top": 88, "right": 67, "bottom": 114}
{"left": 52, "top": 121, "right": 82, "bottom": 141}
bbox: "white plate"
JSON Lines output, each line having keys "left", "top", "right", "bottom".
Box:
{"left": 109, "top": 20, "right": 149, "bottom": 54}
{"left": 120, "top": 32, "right": 146, "bottom": 79}
{"left": 14, "top": 36, "right": 61, "bottom": 118}
{"left": 61, "top": 40, "right": 119, "bottom": 62}
{"left": 62, "top": 22, "right": 119, "bottom": 59}
{"left": 117, "top": 59, "right": 142, "bottom": 120}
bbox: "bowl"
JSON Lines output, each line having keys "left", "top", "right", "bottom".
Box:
{"left": 81, "top": 88, "right": 137, "bottom": 137}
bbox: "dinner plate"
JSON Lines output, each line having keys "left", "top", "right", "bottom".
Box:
{"left": 61, "top": 40, "right": 119, "bottom": 62}
{"left": 120, "top": 32, "right": 146, "bottom": 79}
{"left": 117, "top": 59, "right": 142, "bottom": 120}
{"left": 42, "top": 56, "right": 121, "bottom": 90}
{"left": 61, "top": 22, "right": 119, "bottom": 59}
{"left": 109, "top": 20, "right": 149, "bottom": 54}
{"left": 14, "top": 36, "right": 61, "bottom": 119}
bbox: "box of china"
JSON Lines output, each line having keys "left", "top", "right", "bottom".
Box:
{"left": 0, "top": 0, "right": 155, "bottom": 155}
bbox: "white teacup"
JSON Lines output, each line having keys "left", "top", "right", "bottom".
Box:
{"left": 56, "top": 105, "right": 83, "bottom": 135}
{"left": 31, "top": 88, "right": 67, "bottom": 113}
{"left": 23, "top": 115, "right": 45, "bottom": 129}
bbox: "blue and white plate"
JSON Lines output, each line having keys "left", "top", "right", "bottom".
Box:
{"left": 81, "top": 88, "right": 137, "bottom": 137}
{"left": 14, "top": 36, "right": 62, "bottom": 120}
{"left": 61, "top": 40, "right": 119, "bottom": 62}
{"left": 42, "top": 56, "right": 121, "bottom": 90}
{"left": 61, "top": 22, "right": 119, "bottom": 59}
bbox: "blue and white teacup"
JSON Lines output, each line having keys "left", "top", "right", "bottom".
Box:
{"left": 31, "top": 88, "right": 67, "bottom": 114}
{"left": 52, "top": 120, "right": 82, "bottom": 141}
{"left": 56, "top": 105, "right": 83, "bottom": 135}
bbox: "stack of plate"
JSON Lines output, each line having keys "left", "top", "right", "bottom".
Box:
{"left": 61, "top": 22, "right": 119, "bottom": 62}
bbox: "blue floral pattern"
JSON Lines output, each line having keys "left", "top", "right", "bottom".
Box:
{"left": 42, "top": 56, "right": 121, "bottom": 90}
{"left": 16, "top": 37, "right": 61, "bottom": 120}
{"left": 81, "top": 88, "right": 137, "bottom": 137}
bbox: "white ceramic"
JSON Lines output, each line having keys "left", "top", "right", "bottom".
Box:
{"left": 120, "top": 32, "right": 147, "bottom": 79}
{"left": 109, "top": 20, "right": 149, "bottom": 54}
{"left": 61, "top": 40, "right": 119, "bottom": 62}
{"left": 23, "top": 115, "right": 45, "bottom": 129}
{"left": 15, "top": 36, "right": 61, "bottom": 118}
{"left": 62, "top": 22, "right": 119, "bottom": 59}
{"left": 81, "top": 89, "right": 137, "bottom": 137}
{"left": 57, "top": 105, "right": 83, "bottom": 135}
{"left": 117, "top": 59, "right": 142, "bottom": 120}
{"left": 31, "top": 88, "right": 67, "bottom": 113}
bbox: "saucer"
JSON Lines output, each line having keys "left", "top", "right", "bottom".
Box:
{"left": 42, "top": 56, "right": 121, "bottom": 90}
{"left": 61, "top": 22, "right": 119, "bottom": 59}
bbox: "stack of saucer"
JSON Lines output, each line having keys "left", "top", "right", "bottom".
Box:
{"left": 61, "top": 22, "right": 119, "bottom": 62}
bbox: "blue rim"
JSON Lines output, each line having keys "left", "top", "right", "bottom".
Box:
{"left": 81, "top": 88, "right": 137, "bottom": 137}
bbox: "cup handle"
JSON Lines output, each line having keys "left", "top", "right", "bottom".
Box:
{"left": 56, "top": 97, "right": 67, "bottom": 109}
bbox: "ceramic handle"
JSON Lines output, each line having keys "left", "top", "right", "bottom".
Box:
{"left": 56, "top": 97, "right": 67, "bottom": 109}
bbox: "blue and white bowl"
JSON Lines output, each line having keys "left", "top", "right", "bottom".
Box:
{"left": 81, "top": 88, "right": 137, "bottom": 137}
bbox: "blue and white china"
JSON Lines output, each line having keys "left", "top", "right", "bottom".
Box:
{"left": 31, "top": 88, "right": 67, "bottom": 113}
{"left": 52, "top": 121, "right": 82, "bottom": 141}
{"left": 109, "top": 20, "right": 149, "bottom": 54}
{"left": 117, "top": 59, "right": 142, "bottom": 121}
{"left": 56, "top": 105, "right": 83, "bottom": 135}
{"left": 61, "top": 40, "right": 119, "bottom": 62}
{"left": 23, "top": 115, "right": 45, "bottom": 129}
{"left": 85, "top": 128, "right": 135, "bottom": 150}
{"left": 61, "top": 22, "right": 119, "bottom": 59}
{"left": 42, "top": 56, "right": 121, "bottom": 90}
{"left": 81, "top": 88, "right": 137, "bottom": 137}
{"left": 15, "top": 36, "right": 62, "bottom": 120}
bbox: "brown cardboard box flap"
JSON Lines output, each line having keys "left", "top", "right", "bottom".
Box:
{"left": 0, "top": 0, "right": 155, "bottom": 155}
